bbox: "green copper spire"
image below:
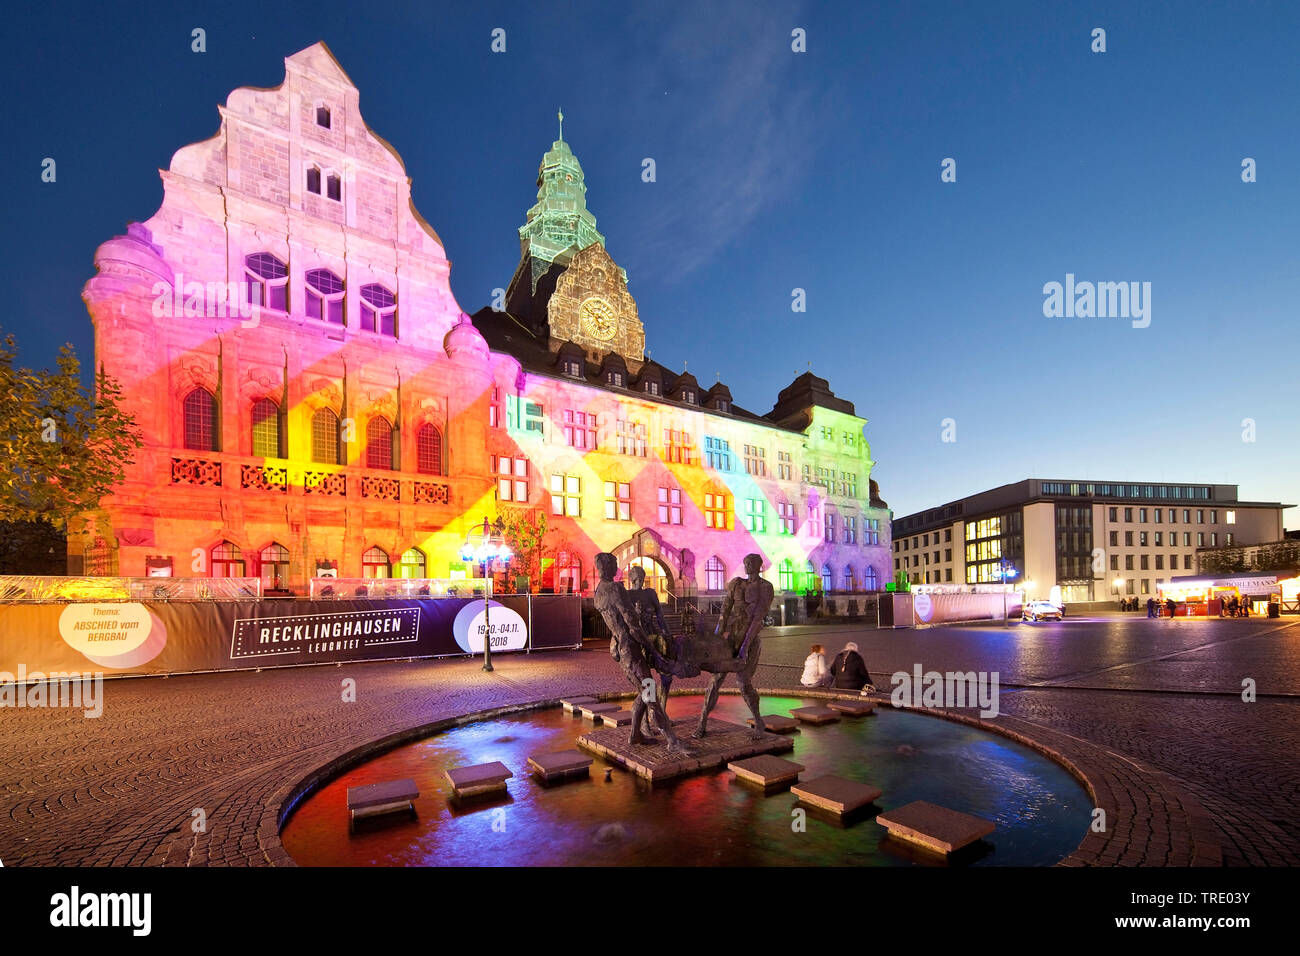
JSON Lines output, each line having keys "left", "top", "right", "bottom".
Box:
{"left": 517, "top": 113, "right": 606, "bottom": 282}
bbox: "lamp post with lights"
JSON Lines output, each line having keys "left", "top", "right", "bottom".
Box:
{"left": 459, "top": 517, "right": 512, "bottom": 672}
{"left": 998, "top": 558, "right": 1019, "bottom": 627}
{"left": 1113, "top": 576, "right": 1125, "bottom": 608}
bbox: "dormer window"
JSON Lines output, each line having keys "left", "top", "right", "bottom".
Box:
{"left": 306, "top": 166, "right": 322, "bottom": 195}
{"left": 564, "top": 359, "right": 582, "bottom": 378}
{"left": 717, "top": 400, "right": 730, "bottom": 413}
{"left": 645, "top": 381, "right": 660, "bottom": 396}
{"left": 608, "top": 371, "right": 624, "bottom": 387}
{"left": 316, "top": 106, "right": 331, "bottom": 128}
{"left": 682, "top": 390, "right": 696, "bottom": 405}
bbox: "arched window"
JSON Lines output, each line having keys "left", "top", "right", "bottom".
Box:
{"left": 305, "top": 268, "right": 344, "bottom": 325}
{"left": 360, "top": 284, "right": 396, "bottom": 336}
{"left": 399, "top": 548, "right": 426, "bottom": 579}
{"left": 306, "top": 165, "right": 322, "bottom": 194}
{"left": 843, "top": 566, "right": 855, "bottom": 592}
{"left": 212, "top": 541, "right": 244, "bottom": 578}
{"left": 251, "top": 398, "right": 280, "bottom": 458}
{"left": 363, "top": 546, "right": 390, "bottom": 579}
{"left": 244, "top": 253, "right": 287, "bottom": 312}
{"left": 311, "top": 408, "right": 340, "bottom": 464}
{"left": 778, "top": 559, "right": 794, "bottom": 592}
{"left": 366, "top": 416, "right": 393, "bottom": 470}
{"left": 806, "top": 560, "right": 817, "bottom": 593}
{"left": 183, "top": 388, "right": 218, "bottom": 451}
{"left": 260, "top": 543, "right": 289, "bottom": 587}
{"left": 821, "top": 564, "right": 832, "bottom": 593}
{"left": 864, "top": 567, "right": 879, "bottom": 591}
{"left": 417, "top": 423, "right": 443, "bottom": 475}
{"left": 705, "top": 556, "right": 726, "bottom": 592}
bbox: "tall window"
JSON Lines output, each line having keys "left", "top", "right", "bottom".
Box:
{"left": 824, "top": 512, "right": 835, "bottom": 541}
{"left": 704, "top": 436, "right": 732, "bottom": 470}
{"left": 864, "top": 567, "right": 878, "bottom": 591}
{"left": 778, "top": 559, "right": 794, "bottom": 591}
{"left": 743, "top": 445, "right": 766, "bottom": 476}
{"left": 305, "top": 268, "right": 344, "bottom": 324}
{"left": 244, "top": 253, "right": 288, "bottom": 312}
{"left": 821, "top": 564, "right": 832, "bottom": 593}
{"left": 360, "top": 284, "right": 396, "bottom": 335}
{"left": 604, "top": 481, "right": 631, "bottom": 521}
{"left": 366, "top": 416, "right": 393, "bottom": 470}
{"left": 550, "top": 474, "right": 581, "bottom": 516}
{"left": 326, "top": 173, "right": 341, "bottom": 201}
{"left": 555, "top": 552, "right": 581, "bottom": 594}
{"left": 492, "top": 455, "right": 528, "bottom": 502}
{"left": 183, "top": 388, "right": 218, "bottom": 451}
{"left": 616, "top": 420, "right": 647, "bottom": 456}
{"left": 843, "top": 566, "right": 855, "bottom": 591}
{"left": 417, "top": 424, "right": 443, "bottom": 475}
{"left": 316, "top": 105, "right": 331, "bottom": 128}
{"left": 845, "top": 516, "right": 857, "bottom": 544}
{"left": 306, "top": 165, "right": 322, "bottom": 194}
{"left": 523, "top": 402, "right": 544, "bottom": 435}
{"left": 704, "top": 492, "right": 732, "bottom": 530}
{"left": 251, "top": 398, "right": 280, "bottom": 458}
{"left": 777, "top": 450, "right": 792, "bottom": 481}
{"left": 260, "top": 543, "right": 289, "bottom": 587}
{"left": 363, "top": 546, "right": 390, "bottom": 579}
{"left": 563, "top": 410, "right": 597, "bottom": 449}
{"left": 311, "top": 408, "right": 340, "bottom": 464}
{"left": 705, "top": 556, "right": 726, "bottom": 591}
{"left": 742, "top": 498, "right": 766, "bottom": 533}
{"left": 663, "top": 429, "right": 694, "bottom": 464}
{"left": 657, "top": 487, "right": 682, "bottom": 524}
{"left": 211, "top": 541, "right": 244, "bottom": 578}
{"left": 777, "top": 501, "right": 796, "bottom": 534}
{"left": 489, "top": 387, "right": 502, "bottom": 428}
{"left": 399, "top": 548, "right": 426, "bottom": 579}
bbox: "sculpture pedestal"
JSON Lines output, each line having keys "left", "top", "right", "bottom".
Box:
{"left": 577, "top": 717, "right": 793, "bottom": 782}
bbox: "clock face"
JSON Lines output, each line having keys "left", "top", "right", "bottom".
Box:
{"left": 579, "top": 296, "right": 618, "bottom": 341}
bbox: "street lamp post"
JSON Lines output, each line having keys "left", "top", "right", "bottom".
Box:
{"left": 1113, "top": 576, "right": 1124, "bottom": 608}
{"left": 999, "top": 558, "right": 1019, "bottom": 628}
{"left": 459, "top": 517, "right": 512, "bottom": 672}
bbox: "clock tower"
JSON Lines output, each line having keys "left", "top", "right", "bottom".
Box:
{"left": 503, "top": 113, "right": 645, "bottom": 369}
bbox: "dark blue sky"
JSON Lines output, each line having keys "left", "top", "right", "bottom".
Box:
{"left": 4, "top": 0, "right": 1297, "bottom": 524}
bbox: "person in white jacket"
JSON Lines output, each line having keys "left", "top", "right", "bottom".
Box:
{"left": 800, "top": 643, "right": 831, "bottom": 688}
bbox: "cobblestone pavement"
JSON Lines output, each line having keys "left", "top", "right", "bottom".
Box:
{"left": 0, "top": 615, "right": 1295, "bottom": 866}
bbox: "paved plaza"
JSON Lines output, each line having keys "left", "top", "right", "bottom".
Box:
{"left": 1, "top": 614, "right": 1296, "bottom": 867}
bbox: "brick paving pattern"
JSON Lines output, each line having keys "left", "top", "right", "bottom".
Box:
{"left": 0, "top": 614, "right": 1295, "bottom": 866}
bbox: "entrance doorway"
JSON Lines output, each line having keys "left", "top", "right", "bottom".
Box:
{"left": 627, "top": 556, "right": 674, "bottom": 605}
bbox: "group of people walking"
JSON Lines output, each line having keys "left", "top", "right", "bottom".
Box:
{"left": 800, "top": 642, "right": 876, "bottom": 692}
{"left": 1220, "top": 595, "right": 1252, "bottom": 617}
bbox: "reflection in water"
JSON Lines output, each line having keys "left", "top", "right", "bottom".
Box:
{"left": 282, "top": 695, "right": 1091, "bottom": 867}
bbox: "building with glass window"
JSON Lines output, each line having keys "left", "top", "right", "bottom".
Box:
{"left": 893, "top": 479, "right": 1290, "bottom": 604}
{"left": 75, "top": 42, "right": 892, "bottom": 601}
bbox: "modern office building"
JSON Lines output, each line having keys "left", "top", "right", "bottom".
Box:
{"left": 75, "top": 42, "right": 892, "bottom": 599}
{"left": 892, "top": 479, "right": 1290, "bottom": 604}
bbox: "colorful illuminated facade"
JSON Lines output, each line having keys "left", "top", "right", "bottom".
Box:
{"left": 76, "top": 42, "right": 891, "bottom": 600}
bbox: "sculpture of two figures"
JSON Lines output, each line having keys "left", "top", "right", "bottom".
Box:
{"left": 593, "top": 551, "right": 774, "bottom": 751}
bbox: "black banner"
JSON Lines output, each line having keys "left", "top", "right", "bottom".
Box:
{"left": 0, "top": 595, "right": 580, "bottom": 678}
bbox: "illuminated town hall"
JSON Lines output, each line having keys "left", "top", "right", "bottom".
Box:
{"left": 77, "top": 42, "right": 892, "bottom": 602}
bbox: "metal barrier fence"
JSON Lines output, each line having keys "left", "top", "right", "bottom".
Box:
{"left": 308, "top": 577, "right": 491, "bottom": 599}
{"left": 0, "top": 575, "right": 262, "bottom": 603}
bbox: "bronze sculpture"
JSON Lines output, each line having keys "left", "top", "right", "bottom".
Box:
{"left": 694, "top": 553, "right": 771, "bottom": 738}
{"left": 593, "top": 553, "right": 686, "bottom": 751}
{"left": 626, "top": 564, "right": 676, "bottom": 737}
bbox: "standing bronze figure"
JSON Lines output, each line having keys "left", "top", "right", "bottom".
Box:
{"left": 694, "top": 553, "right": 772, "bottom": 738}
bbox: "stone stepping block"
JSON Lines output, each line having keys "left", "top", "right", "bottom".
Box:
{"left": 747, "top": 715, "right": 800, "bottom": 733}
{"left": 790, "top": 706, "right": 841, "bottom": 725}
{"left": 579, "top": 702, "right": 622, "bottom": 719}
{"left": 445, "top": 761, "right": 513, "bottom": 799}
{"left": 527, "top": 749, "right": 593, "bottom": 783}
{"left": 875, "top": 800, "right": 996, "bottom": 856}
{"left": 728, "top": 755, "right": 806, "bottom": 789}
{"left": 828, "top": 699, "right": 875, "bottom": 716}
{"left": 791, "top": 775, "right": 882, "bottom": 815}
{"left": 598, "top": 709, "right": 635, "bottom": 728}
{"left": 347, "top": 778, "right": 418, "bottom": 829}
{"left": 561, "top": 696, "right": 598, "bottom": 713}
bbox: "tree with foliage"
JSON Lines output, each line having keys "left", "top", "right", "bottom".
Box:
{"left": 0, "top": 332, "right": 142, "bottom": 535}
{"left": 499, "top": 506, "right": 547, "bottom": 592}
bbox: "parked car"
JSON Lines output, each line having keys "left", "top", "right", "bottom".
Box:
{"left": 1022, "top": 600, "right": 1063, "bottom": 622}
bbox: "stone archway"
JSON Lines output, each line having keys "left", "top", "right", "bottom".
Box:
{"left": 626, "top": 554, "right": 675, "bottom": 603}
{"left": 611, "top": 528, "right": 685, "bottom": 606}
